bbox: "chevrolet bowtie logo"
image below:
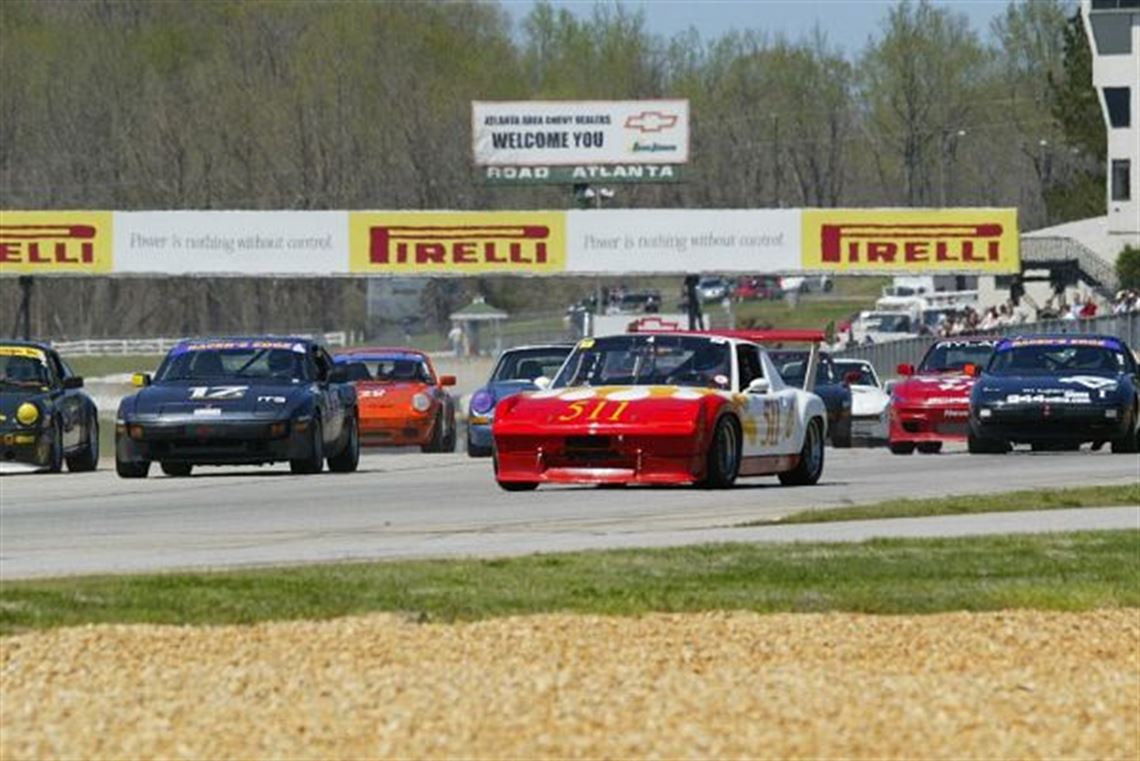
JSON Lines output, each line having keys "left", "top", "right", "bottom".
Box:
{"left": 624, "top": 111, "right": 679, "bottom": 133}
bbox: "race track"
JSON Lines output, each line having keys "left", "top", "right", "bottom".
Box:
{"left": 1, "top": 445, "right": 1136, "bottom": 578}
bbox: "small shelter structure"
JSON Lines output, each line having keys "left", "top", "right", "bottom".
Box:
{"left": 448, "top": 296, "right": 508, "bottom": 357}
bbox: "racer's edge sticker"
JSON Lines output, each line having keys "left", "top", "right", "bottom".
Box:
{"left": 0, "top": 346, "right": 47, "bottom": 361}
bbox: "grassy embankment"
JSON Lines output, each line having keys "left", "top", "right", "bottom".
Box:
{"left": 2, "top": 530, "right": 1136, "bottom": 635}
{"left": 770, "top": 484, "right": 1140, "bottom": 525}
{"left": 67, "top": 354, "right": 164, "bottom": 379}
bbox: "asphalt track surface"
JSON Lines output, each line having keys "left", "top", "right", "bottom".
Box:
{"left": 1, "top": 444, "right": 1137, "bottom": 578}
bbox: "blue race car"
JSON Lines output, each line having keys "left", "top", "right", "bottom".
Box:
{"left": 1, "top": 341, "right": 99, "bottom": 472}
{"left": 115, "top": 337, "right": 360, "bottom": 477}
{"left": 466, "top": 344, "right": 573, "bottom": 457}
{"left": 769, "top": 350, "right": 853, "bottom": 448}
{"left": 968, "top": 334, "right": 1140, "bottom": 454}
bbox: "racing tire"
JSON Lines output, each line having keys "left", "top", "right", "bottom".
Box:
{"left": 160, "top": 462, "right": 193, "bottom": 477}
{"left": 441, "top": 413, "right": 457, "bottom": 453}
{"left": 830, "top": 418, "right": 852, "bottom": 449}
{"left": 967, "top": 431, "right": 1008, "bottom": 455}
{"left": 779, "top": 417, "right": 825, "bottom": 487}
{"left": 1110, "top": 406, "right": 1139, "bottom": 454}
{"left": 290, "top": 416, "right": 324, "bottom": 474}
{"left": 467, "top": 437, "right": 492, "bottom": 458}
{"left": 66, "top": 416, "right": 99, "bottom": 472}
{"left": 916, "top": 442, "right": 943, "bottom": 455}
{"left": 421, "top": 413, "right": 444, "bottom": 453}
{"left": 498, "top": 480, "right": 539, "bottom": 492}
{"left": 492, "top": 450, "right": 538, "bottom": 491}
{"left": 1031, "top": 442, "right": 1080, "bottom": 452}
{"left": 701, "top": 416, "right": 741, "bottom": 489}
{"left": 328, "top": 414, "right": 361, "bottom": 473}
{"left": 44, "top": 419, "right": 64, "bottom": 473}
{"left": 889, "top": 441, "right": 915, "bottom": 455}
{"left": 116, "top": 457, "right": 150, "bottom": 479}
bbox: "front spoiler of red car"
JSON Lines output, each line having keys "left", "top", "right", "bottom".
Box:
{"left": 889, "top": 405, "right": 971, "bottom": 443}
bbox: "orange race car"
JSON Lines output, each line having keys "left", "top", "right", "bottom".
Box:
{"left": 333, "top": 348, "right": 457, "bottom": 452}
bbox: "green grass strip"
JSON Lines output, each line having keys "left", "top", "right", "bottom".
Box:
{"left": 773, "top": 484, "right": 1139, "bottom": 525}
{"left": 2, "top": 531, "right": 1136, "bottom": 635}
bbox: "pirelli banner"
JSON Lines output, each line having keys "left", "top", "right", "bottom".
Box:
{"left": 0, "top": 208, "right": 1019, "bottom": 276}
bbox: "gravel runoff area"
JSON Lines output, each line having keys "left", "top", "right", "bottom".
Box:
{"left": 2, "top": 609, "right": 1136, "bottom": 760}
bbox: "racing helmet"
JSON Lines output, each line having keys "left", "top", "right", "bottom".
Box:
{"left": 191, "top": 351, "right": 225, "bottom": 376}
{"left": 267, "top": 349, "right": 296, "bottom": 378}
{"left": 5, "top": 356, "right": 45, "bottom": 383}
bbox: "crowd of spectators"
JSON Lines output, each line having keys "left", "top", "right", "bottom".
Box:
{"left": 934, "top": 290, "right": 1139, "bottom": 337}
{"left": 1110, "top": 289, "right": 1140, "bottom": 315}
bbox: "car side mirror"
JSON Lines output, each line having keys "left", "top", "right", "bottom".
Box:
{"left": 63, "top": 376, "right": 84, "bottom": 389}
{"left": 534, "top": 376, "right": 552, "bottom": 390}
{"left": 132, "top": 373, "right": 152, "bottom": 387}
{"left": 964, "top": 363, "right": 980, "bottom": 377}
{"left": 896, "top": 363, "right": 914, "bottom": 377}
{"left": 327, "top": 366, "right": 349, "bottom": 384}
{"left": 439, "top": 375, "right": 457, "bottom": 387}
{"left": 747, "top": 377, "right": 770, "bottom": 394}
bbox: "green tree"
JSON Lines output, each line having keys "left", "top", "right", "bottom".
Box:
{"left": 1043, "top": 10, "right": 1106, "bottom": 223}
{"left": 858, "top": 0, "right": 988, "bottom": 206}
{"left": 1117, "top": 247, "right": 1140, "bottom": 291}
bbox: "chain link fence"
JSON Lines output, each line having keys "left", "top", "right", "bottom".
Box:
{"left": 832, "top": 313, "right": 1139, "bottom": 377}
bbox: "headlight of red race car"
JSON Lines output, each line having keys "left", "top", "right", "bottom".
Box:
{"left": 412, "top": 392, "right": 432, "bottom": 413}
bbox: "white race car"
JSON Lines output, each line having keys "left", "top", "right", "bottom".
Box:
{"left": 834, "top": 358, "right": 889, "bottom": 446}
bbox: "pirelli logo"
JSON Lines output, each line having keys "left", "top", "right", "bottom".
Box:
{"left": 0, "top": 212, "right": 113, "bottom": 273}
{"left": 820, "top": 223, "right": 1004, "bottom": 264}
{"left": 350, "top": 212, "right": 565, "bottom": 274}
{"left": 370, "top": 225, "right": 551, "bottom": 266}
{"left": 802, "top": 210, "right": 1019, "bottom": 274}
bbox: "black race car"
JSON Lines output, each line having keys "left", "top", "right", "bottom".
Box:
{"left": 968, "top": 334, "right": 1140, "bottom": 454}
{"left": 770, "top": 350, "right": 853, "bottom": 447}
{"left": 1, "top": 341, "right": 99, "bottom": 472}
{"left": 116, "top": 337, "right": 360, "bottom": 477}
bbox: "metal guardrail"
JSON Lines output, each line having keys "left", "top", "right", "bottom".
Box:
{"left": 52, "top": 331, "right": 348, "bottom": 356}
{"left": 832, "top": 313, "right": 1140, "bottom": 376}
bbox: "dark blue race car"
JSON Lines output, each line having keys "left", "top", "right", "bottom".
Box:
{"left": 769, "top": 350, "right": 853, "bottom": 448}
{"left": 466, "top": 344, "right": 573, "bottom": 457}
{"left": 968, "top": 334, "right": 1140, "bottom": 454}
{"left": 115, "top": 337, "right": 360, "bottom": 477}
{"left": 1, "top": 341, "right": 99, "bottom": 472}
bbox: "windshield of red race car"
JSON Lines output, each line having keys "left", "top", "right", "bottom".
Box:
{"left": 553, "top": 335, "right": 731, "bottom": 389}
{"left": 343, "top": 355, "right": 433, "bottom": 383}
{"left": 918, "top": 340, "right": 996, "bottom": 373}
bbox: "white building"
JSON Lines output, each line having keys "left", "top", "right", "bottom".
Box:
{"left": 1082, "top": 0, "right": 1140, "bottom": 252}
{"left": 981, "top": 2, "right": 1140, "bottom": 312}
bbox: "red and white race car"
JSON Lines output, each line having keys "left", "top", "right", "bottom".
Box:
{"left": 888, "top": 337, "right": 997, "bottom": 454}
{"left": 491, "top": 330, "right": 829, "bottom": 490}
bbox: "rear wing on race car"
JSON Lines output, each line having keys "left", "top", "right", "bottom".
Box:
{"left": 627, "top": 321, "right": 825, "bottom": 392}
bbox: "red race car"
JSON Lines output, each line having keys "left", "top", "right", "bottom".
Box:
{"left": 888, "top": 337, "right": 997, "bottom": 454}
{"left": 334, "top": 348, "right": 457, "bottom": 452}
{"left": 491, "top": 330, "right": 830, "bottom": 491}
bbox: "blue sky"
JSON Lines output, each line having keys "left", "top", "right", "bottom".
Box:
{"left": 500, "top": 0, "right": 1019, "bottom": 54}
